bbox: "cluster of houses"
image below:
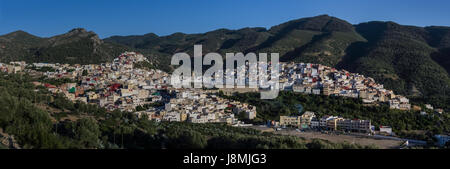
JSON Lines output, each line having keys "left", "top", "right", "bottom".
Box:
{"left": 216, "top": 62, "right": 414, "bottom": 110}
{"left": 3, "top": 52, "right": 256, "bottom": 126}
{"left": 137, "top": 89, "right": 256, "bottom": 126}
{"left": 278, "top": 62, "right": 412, "bottom": 110}
{"left": 420, "top": 104, "right": 445, "bottom": 116}
{"left": 1, "top": 52, "right": 446, "bottom": 127}
{"left": 278, "top": 112, "right": 373, "bottom": 133}
{"left": 0, "top": 58, "right": 433, "bottom": 112}
{"left": 0, "top": 61, "right": 26, "bottom": 73}
{"left": 26, "top": 52, "right": 171, "bottom": 112}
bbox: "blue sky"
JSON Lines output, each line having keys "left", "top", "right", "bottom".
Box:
{"left": 1, "top": 0, "right": 450, "bottom": 38}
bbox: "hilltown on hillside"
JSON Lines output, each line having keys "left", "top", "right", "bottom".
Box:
{"left": 0, "top": 52, "right": 445, "bottom": 132}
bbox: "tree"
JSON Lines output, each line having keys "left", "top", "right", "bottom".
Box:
{"left": 74, "top": 118, "right": 101, "bottom": 148}
{"left": 82, "top": 70, "right": 88, "bottom": 76}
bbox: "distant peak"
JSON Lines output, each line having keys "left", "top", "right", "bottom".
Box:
{"left": 307, "top": 14, "right": 345, "bottom": 22}
{"left": 143, "top": 32, "right": 159, "bottom": 38}
{"left": 46, "top": 28, "right": 102, "bottom": 47}
{"left": 5, "top": 30, "right": 31, "bottom": 36}
{"left": 12, "top": 30, "right": 27, "bottom": 34}
{"left": 0, "top": 30, "right": 39, "bottom": 39}
{"left": 270, "top": 14, "right": 354, "bottom": 33}
{"left": 314, "top": 14, "right": 331, "bottom": 18}
{"left": 63, "top": 28, "right": 98, "bottom": 38}
{"left": 170, "top": 32, "right": 186, "bottom": 36}
{"left": 69, "top": 28, "right": 87, "bottom": 33}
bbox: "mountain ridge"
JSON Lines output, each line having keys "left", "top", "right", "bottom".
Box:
{"left": 1, "top": 15, "right": 450, "bottom": 104}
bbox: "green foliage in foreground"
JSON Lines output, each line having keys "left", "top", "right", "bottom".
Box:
{"left": 0, "top": 72, "right": 377, "bottom": 149}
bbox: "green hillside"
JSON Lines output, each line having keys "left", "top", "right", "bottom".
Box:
{"left": 337, "top": 22, "right": 450, "bottom": 106}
